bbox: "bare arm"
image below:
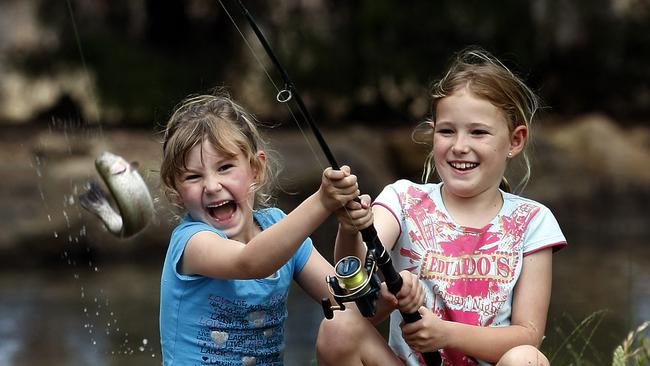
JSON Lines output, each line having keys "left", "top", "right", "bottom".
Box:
{"left": 183, "top": 167, "right": 359, "bottom": 279}
{"left": 402, "top": 248, "right": 553, "bottom": 363}
{"left": 294, "top": 249, "right": 334, "bottom": 303}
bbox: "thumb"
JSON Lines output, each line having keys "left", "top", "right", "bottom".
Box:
{"left": 359, "top": 194, "right": 371, "bottom": 208}
{"left": 417, "top": 306, "right": 430, "bottom": 318}
{"left": 380, "top": 282, "right": 399, "bottom": 308}
{"left": 339, "top": 164, "right": 351, "bottom": 176}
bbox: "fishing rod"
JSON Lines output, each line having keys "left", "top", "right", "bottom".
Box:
{"left": 226, "top": 1, "right": 440, "bottom": 364}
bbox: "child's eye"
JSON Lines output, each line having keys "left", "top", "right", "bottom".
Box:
{"left": 183, "top": 174, "right": 201, "bottom": 181}
{"left": 435, "top": 128, "right": 454, "bottom": 135}
{"left": 218, "top": 164, "right": 234, "bottom": 172}
{"left": 472, "top": 129, "right": 489, "bottom": 135}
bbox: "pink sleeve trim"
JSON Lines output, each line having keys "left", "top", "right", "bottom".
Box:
{"left": 524, "top": 241, "right": 567, "bottom": 256}
{"left": 371, "top": 201, "right": 402, "bottom": 239}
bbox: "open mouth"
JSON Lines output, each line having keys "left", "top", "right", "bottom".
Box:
{"left": 206, "top": 201, "right": 236, "bottom": 222}
{"left": 449, "top": 161, "right": 478, "bottom": 171}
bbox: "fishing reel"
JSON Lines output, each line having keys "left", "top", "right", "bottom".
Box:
{"left": 321, "top": 254, "right": 382, "bottom": 319}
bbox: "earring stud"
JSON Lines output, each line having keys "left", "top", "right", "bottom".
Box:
{"left": 507, "top": 151, "right": 513, "bottom": 158}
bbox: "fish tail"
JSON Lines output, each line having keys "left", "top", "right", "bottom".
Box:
{"left": 79, "top": 181, "right": 124, "bottom": 236}
{"left": 79, "top": 181, "right": 111, "bottom": 210}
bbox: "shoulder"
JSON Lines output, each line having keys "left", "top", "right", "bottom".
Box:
{"left": 254, "top": 207, "right": 287, "bottom": 227}
{"left": 169, "top": 216, "right": 227, "bottom": 251}
{"left": 172, "top": 215, "right": 219, "bottom": 234}
{"left": 382, "top": 179, "right": 439, "bottom": 194}
{"left": 502, "top": 192, "right": 567, "bottom": 251}
{"left": 502, "top": 192, "right": 555, "bottom": 216}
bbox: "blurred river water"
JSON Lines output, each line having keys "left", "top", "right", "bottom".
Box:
{"left": 1, "top": 229, "right": 649, "bottom": 365}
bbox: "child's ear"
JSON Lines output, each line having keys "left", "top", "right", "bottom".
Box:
{"left": 509, "top": 125, "right": 528, "bottom": 156}
{"left": 254, "top": 150, "right": 266, "bottom": 179}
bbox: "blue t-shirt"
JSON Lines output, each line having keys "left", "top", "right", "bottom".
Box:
{"left": 160, "top": 207, "right": 313, "bottom": 366}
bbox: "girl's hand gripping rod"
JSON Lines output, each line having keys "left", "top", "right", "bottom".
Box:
{"left": 225, "top": 1, "right": 441, "bottom": 364}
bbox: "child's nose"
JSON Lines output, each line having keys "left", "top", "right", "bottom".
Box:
{"left": 451, "top": 134, "right": 470, "bottom": 154}
{"left": 203, "top": 175, "right": 223, "bottom": 193}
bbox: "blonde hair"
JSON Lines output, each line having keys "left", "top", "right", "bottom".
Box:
{"left": 417, "top": 47, "right": 540, "bottom": 193}
{"left": 160, "top": 92, "right": 280, "bottom": 209}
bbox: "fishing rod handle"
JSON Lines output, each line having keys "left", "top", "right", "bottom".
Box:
{"left": 360, "top": 225, "right": 442, "bottom": 366}
{"left": 360, "top": 225, "right": 422, "bottom": 322}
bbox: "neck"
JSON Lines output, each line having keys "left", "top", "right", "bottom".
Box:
{"left": 440, "top": 185, "right": 503, "bottom": 228}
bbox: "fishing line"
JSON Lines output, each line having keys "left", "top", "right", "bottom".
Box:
{"left": 218, "top": 0, "right": 362, "bottom": 232}
{"left": 217, "top": 0, "right": 326, "bottom": 171}
{"left": 61, "top": 2, "right": 159, "bottom": 357}
{"left": 65, "top": 0, "right": 103, "bottom": 135}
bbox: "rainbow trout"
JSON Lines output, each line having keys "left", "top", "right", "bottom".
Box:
{"left": 79, "top": 151, "right": 154, "bottom": 238}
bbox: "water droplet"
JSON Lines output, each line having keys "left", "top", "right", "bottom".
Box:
{"left": 63, "top": 210, "right": 70, "bottom": 227}
{"left": 53, "top": 232, "right": 58, "bottom": 238}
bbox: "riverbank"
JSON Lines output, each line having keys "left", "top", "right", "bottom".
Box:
{"left": 2, "top": 113, "right": 650, "bottom": 267}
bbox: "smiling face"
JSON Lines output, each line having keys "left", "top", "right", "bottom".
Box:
{"left": 432, "top": 87, "right": 526, "bottom": 200}
{"left": 175, "top": 138, "right": 264, "bottom": 242}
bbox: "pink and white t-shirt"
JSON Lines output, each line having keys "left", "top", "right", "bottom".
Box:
{"left": 374, "top": 180, "right": 566, "bottom": 366}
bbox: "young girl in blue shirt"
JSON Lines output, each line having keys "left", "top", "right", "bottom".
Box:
{"left": 158, "top": 92, "right": 375, "bottom": 365}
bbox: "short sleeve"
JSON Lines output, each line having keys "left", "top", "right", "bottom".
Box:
{"left": 523, "top": 205, "right": 567, "bottom": 255}
{"left": 168, "top": 219, "right": 225, "bottom": 281}
{"left": 373, "top": 180, "right": 407, "bottom": 235}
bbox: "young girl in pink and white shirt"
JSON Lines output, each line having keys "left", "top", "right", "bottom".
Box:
{"left": 317, "top": 47, "right": 566, "bottom": 366}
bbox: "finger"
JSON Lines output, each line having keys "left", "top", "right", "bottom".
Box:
{"left": 359, "top": 194, "right": 371, "bottom": 208}
{"left": 344, "top": 199, "right": 364, "bottom": 210}
{"left": 339, "top": 164, "right": 351, "bottom": 175}
{"left": 380, "top": 283, "right": 399, "bottom": 308}
{"left": 332, "top": 174, "right": 357, "bottom": 188}
{"left": 324, "top": 166, "right": 347, "bottom": 180}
